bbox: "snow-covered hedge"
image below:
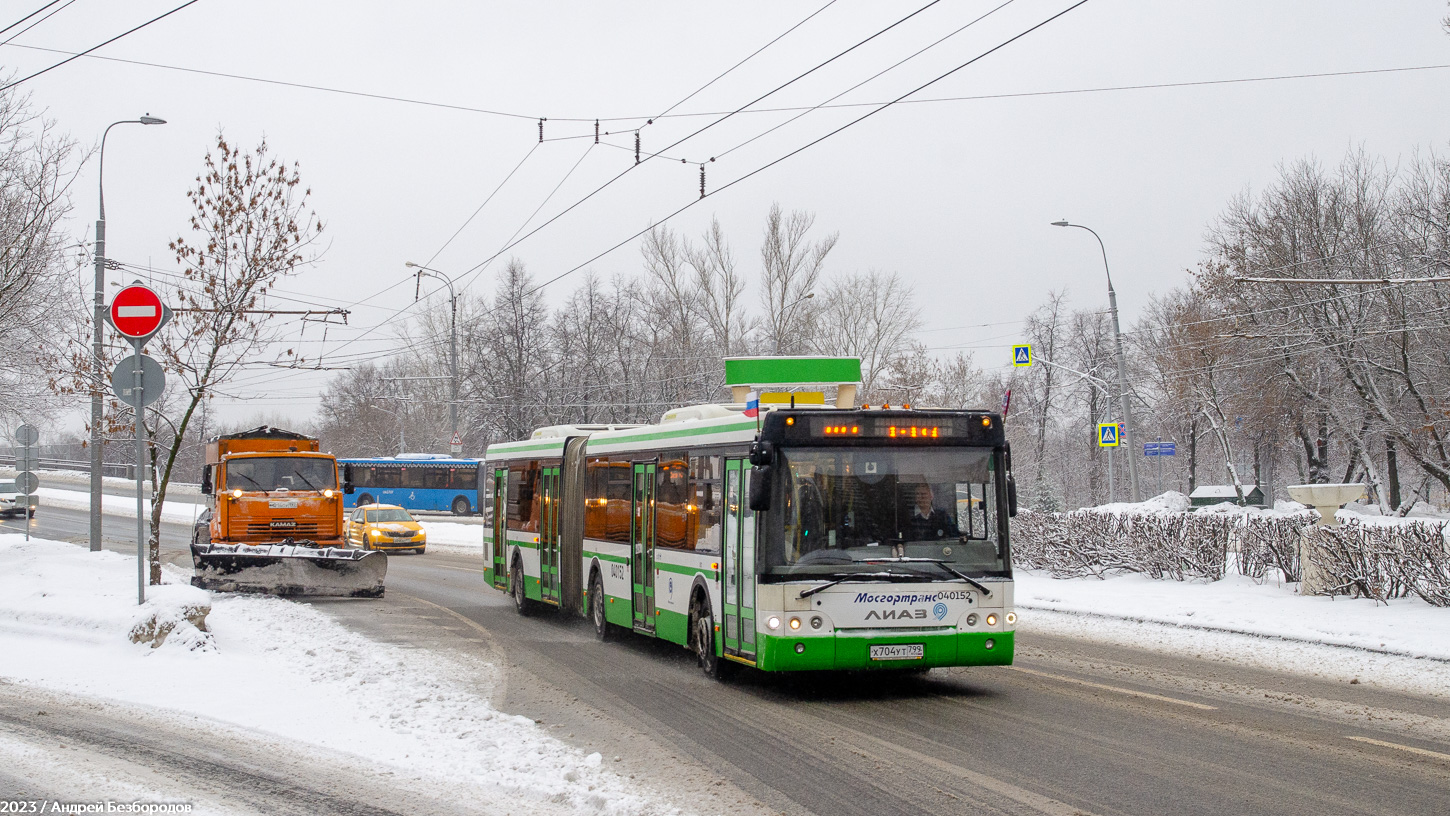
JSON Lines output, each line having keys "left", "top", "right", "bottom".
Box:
{"left": 1012, "top": 499, "right": 1450, "bottom": 607}
{"left": 1305, "top": 520, "right": 1450, "bottom": 606}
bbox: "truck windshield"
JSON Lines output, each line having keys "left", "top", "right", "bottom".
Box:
{"left": 227, "top": 456, "right": 336, "bottom": 492}
{"left": 761, "top": 446, "right": 1007, "bottom": 580}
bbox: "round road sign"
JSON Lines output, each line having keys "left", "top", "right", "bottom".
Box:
{"left": 110, "top": 354, "right": 166, "bottom": 407}
{"left": 13, "top": 471, "right": 38, "bottom": 495}
{"left": 13, "top": 424, "right": 38, "bottom": 445}
{"left": 110, "top": 284, "right": 165, "bottom": 338}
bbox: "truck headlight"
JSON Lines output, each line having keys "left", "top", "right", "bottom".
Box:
{"left": 323, "top": 489, "right": 335, "bottom": 498}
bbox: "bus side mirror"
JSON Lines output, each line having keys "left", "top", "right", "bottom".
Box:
{"left": 749, "top": 466, "right": 773, "bottom": 512}
{"left": 1007, "top": 474, "right": 1018, "bottom": 517}
{"left": 343, "top": 463, "right": 355, "bottom": 495}
{"left": 200, "top": 466, "right": 212, "bottom": 495}
{"left": 748, "top": 441, "right": 774, "bottom": 467}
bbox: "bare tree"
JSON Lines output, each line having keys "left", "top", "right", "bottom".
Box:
{"left": 810, "top": 269, "right": 918, "bottom": 399}
{"left": 143, "top": 133, "right": 324, "bottom": 583}
{"left": 759, "top": 203, "right": 836, "bottom": 354}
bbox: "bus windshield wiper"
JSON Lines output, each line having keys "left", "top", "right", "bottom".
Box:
{"left": 861, "top": 557, "right": 993, "bottom": 597}
{"left": 797, "top": 571, "right": 917, "bottom": 599}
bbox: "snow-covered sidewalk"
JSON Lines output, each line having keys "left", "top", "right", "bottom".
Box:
{"left": 0, "top": 535, "right": 672, "bottom": 814}
{"left": 1018, "top": 570, "right": 1449, "bottom": 696}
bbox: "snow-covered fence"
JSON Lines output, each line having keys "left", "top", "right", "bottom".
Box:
{"left": 1014, "top": 507, "right": 1450, "bottom": 607}
{"left": 1304, "top": 520, "right": 1450, "bottom": 607}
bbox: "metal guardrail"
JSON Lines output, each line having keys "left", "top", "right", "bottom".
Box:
{"left": 0, "top": 454, "right": 135, "bottom": 479}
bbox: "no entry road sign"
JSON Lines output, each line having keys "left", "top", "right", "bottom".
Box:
{"left": 109, "top": 283, "right": 166, "bottom": 339}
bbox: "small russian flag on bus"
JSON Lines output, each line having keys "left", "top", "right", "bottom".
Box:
{"left": 743, "top": 391, "right": 759, "bottom": 418}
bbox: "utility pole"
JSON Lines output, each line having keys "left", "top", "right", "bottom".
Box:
{"left": 1052, "top": 220, "right": 1142, "bottom": 501}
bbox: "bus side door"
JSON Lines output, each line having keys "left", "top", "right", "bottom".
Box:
{"left": 722, "top": 458, "right": 757, "bottom": 659}
{"left": 630, "top": 461, "right": 656, "bottom": 631}
{"left": 540, "top": 465, "right": 562, "bottom": 604}
{"left": 490, "top": 468, "right": 508, "bottom": 590}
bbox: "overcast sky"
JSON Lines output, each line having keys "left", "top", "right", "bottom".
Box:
{"left": 7, "top": 0, "right": 1450, "bottom": 430}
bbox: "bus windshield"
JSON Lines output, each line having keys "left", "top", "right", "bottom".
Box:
{"left": 227, "top": 456, "right": 337, "bottom": 492}
{"left": 761, "top": 446, "right": 1007, "bottom": 580}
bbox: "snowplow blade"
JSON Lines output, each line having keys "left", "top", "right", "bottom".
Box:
{"left": 191, "top": 544, "right": 387, "bottom": 598}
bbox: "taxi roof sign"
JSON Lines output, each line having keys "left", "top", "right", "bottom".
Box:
{"left": 1097, "top": 422, "right": 1120, "bottom": 447}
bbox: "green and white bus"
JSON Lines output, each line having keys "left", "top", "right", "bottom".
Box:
{"left": 482, "top": 359, "right": 1018, "bottom": 677}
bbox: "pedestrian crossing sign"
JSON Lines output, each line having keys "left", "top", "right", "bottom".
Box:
{"left": 1097, "top": 422, "right": 1120, "bottom": 447}
{"left": 1012, "top": 344, "right": 1032, "bottom": 367}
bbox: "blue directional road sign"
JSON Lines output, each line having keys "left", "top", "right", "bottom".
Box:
{"left": 1144, "top": 442, "right": 1177, "bottom": 457}
{"left": 1012, "top": 344, "right": 1032, "bottom": 367}
{"left": 1097, "top": 422, "right": 1120, "bottom": 447}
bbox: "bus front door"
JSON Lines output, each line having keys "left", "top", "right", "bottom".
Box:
{"left": 722, "top": 459, "right": 757, "bottom": 660}
{"left": 631, "top": 461, "right": 656, "bottom": 631}
{"left": 491, "top": 468, "right": 509, "bottom": 589}
{"left": 540, "top": 465, "right": 561, "bottom": 604}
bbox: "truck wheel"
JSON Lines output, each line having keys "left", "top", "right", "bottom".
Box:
{"left": 357, "top": 493, "right": 374, "bottom": 506}
{"left": 451, "top": 496, "right": 470, "bottom": 515}
{"left": 511, "top": 559, "right": 532, "bottom": 617}
{"left": 589, "top": 571, "right": 611, "bottom": 641}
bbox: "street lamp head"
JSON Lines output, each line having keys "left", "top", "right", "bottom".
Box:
{"left": 1051, "top": 220, "right": 1070, "bottom": 227}
{"left": 404, "top": 261, "right": 419, "bottom": 268}
{"left": 803, "top": 292, "right": 814, "bottom": 299}
{"left": 139, "top": 114, "right": 166, "bottom": 125}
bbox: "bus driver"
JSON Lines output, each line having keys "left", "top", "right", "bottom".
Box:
{"left": 904, "top": 483, "right": 958, "bottom": 540}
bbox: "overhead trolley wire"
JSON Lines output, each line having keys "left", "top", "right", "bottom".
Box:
{"left": 0, "top": 1, "right": 64, "bottom": 37}
{"left": 0, "top": 0, "right": 73, "bottom": 48}
{"left": 0, "top": 0, "right": 203, "bottom": 92}
{"left": 523, "top": 0, "right": 1095, "bottom": 299}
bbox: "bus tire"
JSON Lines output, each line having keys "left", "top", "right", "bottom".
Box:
{"left": 511, "top": 558, "right": 532, "bottom": 617}
{"left": 589, "top": 570, "right": 611, "bottom": 642}
{"left": 451, "top": 496, "right": 470, "bottom": 516}
{"left": 690, "top": 592, "right": 728, "bottom": 681}
{"left": 356, "top": 493, "right": 375, "bottom": 506}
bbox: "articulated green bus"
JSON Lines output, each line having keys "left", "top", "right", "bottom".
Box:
{"left": 483, "top": 399, "right": 1018, "bottom": 677}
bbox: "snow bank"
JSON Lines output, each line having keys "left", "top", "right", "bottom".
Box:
{"left": 418, "top": 520, "right": 484, "bottom": 554}
{"left": 38, "top": 486, "right": 205, "bottom": 524}
{"left": 1018, "top": 570, "right": 1450, "bottom": 696}
{"left": 0, "top": 535, "right": 670, "bottom": 815}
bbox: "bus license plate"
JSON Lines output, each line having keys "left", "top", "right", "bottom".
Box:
{"left": 870, "top": 644, "right": 924, "bottom": 661}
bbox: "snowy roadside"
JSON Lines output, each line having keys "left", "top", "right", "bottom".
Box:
{"left": 1016, "top": 570, "right": 1450, "bottom": 697}
{"left": 0, "top": 535, "right": 676, "bottom": 815}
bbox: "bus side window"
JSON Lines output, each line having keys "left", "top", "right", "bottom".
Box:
{"left": 507, "top": 463, "right": 538, "bottom": 532}
{"left": 655, "top": 454, "right": 689, "bottom": 549}
{"left": 691, "top": 455, "right": 722, "bottom": 554}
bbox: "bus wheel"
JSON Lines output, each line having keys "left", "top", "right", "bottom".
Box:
{"left": 511, "top": 559, "right": 532, "bottom": 617}
{"left": 451, "top": 496, "right": 470, "bottom": 515}
{"left": 589, "top": 571, "right": 611, "bottom": 641}
{"left": 690, "top": 594, "right": 728, "bottom": 681}
{"left": 356, "top": 493, "right": 374, "bottom": 506}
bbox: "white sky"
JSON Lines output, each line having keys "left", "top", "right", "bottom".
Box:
{"left": 7, "top": 0, "right": 1450, "bottom": 429}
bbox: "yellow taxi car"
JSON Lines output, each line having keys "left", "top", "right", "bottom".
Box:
{"left": 345, "top": 504, "right": 426, "bottom": 554}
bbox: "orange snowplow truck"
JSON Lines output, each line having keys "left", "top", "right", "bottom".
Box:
{"left": 191, "top": 426, "right": 386, "bottom": 597}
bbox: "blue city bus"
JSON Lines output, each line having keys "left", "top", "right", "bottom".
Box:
{"left": 339, "top": 455, "right": 483, "bottom": 515}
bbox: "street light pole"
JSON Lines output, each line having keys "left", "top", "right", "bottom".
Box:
{"left": 1052, "top": 220, "right": 1142, "bottom": 502}
{"left": 91, "top": 115, "right": 166, "bottom": 553}
{"left": 405, "top": 263, "right": 459, "bottom": 448}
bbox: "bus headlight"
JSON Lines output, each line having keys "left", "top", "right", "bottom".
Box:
{"left": 1006, "top": 612, "right": 1017, "bottom": 626}
{"left": 986, "top": 613, "right": 998, "bottom": 627}
{"left": 810, "top": 616, "right": 823, "bottom": 630}
{"left": 766, "top": 616, "right": 781, "bottom": 630}
{"left": 789, "top": 617, "right": 801, "bottom": 630}
{"left": 966, "top": 613, "right": 978, "bottom": 626}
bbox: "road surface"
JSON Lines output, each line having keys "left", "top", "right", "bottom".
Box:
{"left": 6, "top": 503, "right": 1448, "bottom": 815}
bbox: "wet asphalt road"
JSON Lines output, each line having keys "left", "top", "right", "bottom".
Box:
{"left": 9, "top": 502, "right": 1450, "bottom": 816}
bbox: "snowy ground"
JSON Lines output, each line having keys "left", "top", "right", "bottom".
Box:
{"left": 0, "top": 534, "right": 674, "bottom": 815}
